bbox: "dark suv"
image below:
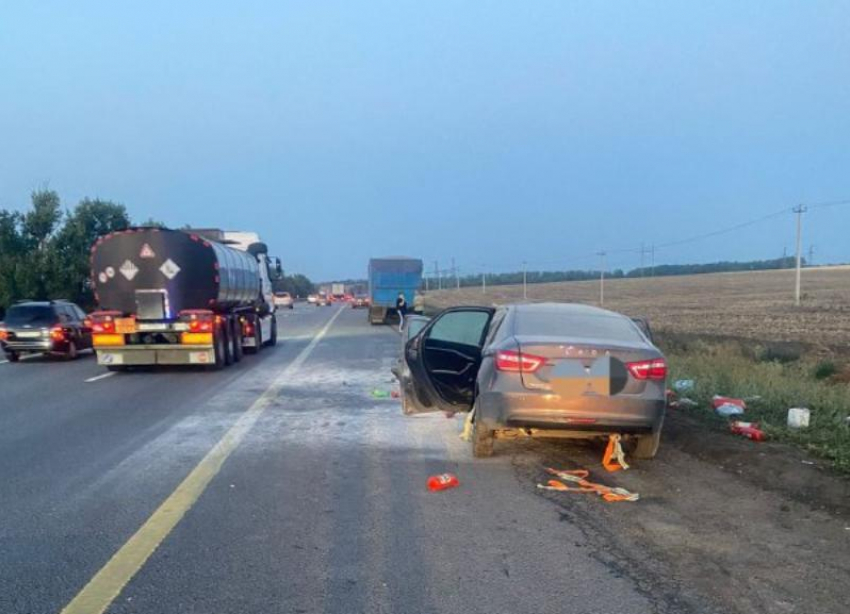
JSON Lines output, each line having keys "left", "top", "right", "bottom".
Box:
{"left": 0, "top": 301, "right": 92, "bottom": 361}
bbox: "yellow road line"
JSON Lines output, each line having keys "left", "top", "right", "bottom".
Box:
{"left": 60, "top": 307, "right": 345, "bottom": 614}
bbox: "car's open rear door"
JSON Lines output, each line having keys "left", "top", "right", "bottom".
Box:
{"left": 403, "top": 307, "right": 495, "bottom": 414}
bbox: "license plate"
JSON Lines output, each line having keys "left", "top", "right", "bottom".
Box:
{"left": 17, "top": 331, "right": 41, "bottom": 338}
{"left": 115, "top": 318, "right": 137, "bottom": 334}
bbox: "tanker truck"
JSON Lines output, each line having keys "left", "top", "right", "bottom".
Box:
{"left": 88, "top": 227, "right": 281, "bottom": 371}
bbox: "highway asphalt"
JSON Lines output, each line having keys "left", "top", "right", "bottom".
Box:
{"left": 2, "top": 304, "right": 847, "bottom": 614}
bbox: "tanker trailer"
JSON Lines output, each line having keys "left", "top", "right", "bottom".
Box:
{"left": 89, "top": 227, "right": 279, "bottom": 371}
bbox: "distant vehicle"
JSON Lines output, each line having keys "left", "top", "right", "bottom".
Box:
{"left": 401, "top": 303, "right": 666, "bottom": 459}
{"left": 307, "top": 294, "right": 318, "bottom": 305}
{"left": 274, "top": 291, "right": 294, "bottom": 309}
{"left": 0, "top": 300, "right": 92, "bottom": 361}
{"left": 315, "top": 293, "right": 330, "bottom": 307}
{"left": 367, "top": 257, "right": 424, "bottom": 325}
{"left": 391, "top": 315, "right": 430, "bottom": 413}
{"left": 331, "top": 283, "right": 345, "bottom": 297}
{"left": 352, "top": 294, "right": 371, "bottom": 309}
{"left": 88, "top": 227, "right": 280, "bottom": 371}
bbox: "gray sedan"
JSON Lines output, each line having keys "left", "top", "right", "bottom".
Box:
{"left": 402, "top": 303, "right": 666, "bottom": 458}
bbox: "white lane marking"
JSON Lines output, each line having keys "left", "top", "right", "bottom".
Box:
{"left": 85, "top": 372, "right": 117, "bottom": 383}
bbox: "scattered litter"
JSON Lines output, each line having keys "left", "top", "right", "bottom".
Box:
{"left": 713, "top": 395, "right": 746, "bottom": 417}
{"left": 743, "top": 395, "right": 763, "bottom": 403}
{"left": 602, "top": 434, "right": 629, "bottom": 472}
{"left": 390, "top": 390, "right": 400, "bottom": 399}
{"left": 801, "top": 460, "right": 815, "bottom": 465}
{"left": 427, "top": 473, "right": 460, "bottom": 492}
{"left": 371, "top": 389, "right": 391, "bottom": 398}
{"left": 716, "top": 403, "right": 745, "bottom": 417}
{"left": 787, "top": 407, "right": 811, "bottom": 429}
{"left": 677, "top": 398, "right": 699, "bottom": 409}
{"left": 538, "top": 467, "right": 639, "bottom": 502}
{"left": 730, "top": 420, "right": 766, "bottom": 442}
{"left": 673, "top": 379, "right": 695, "bottom": 392}
{"left": 459, "top": 408, "right": 475, "bottom": 441}
{"left": 713, "top": 395, "right": 747, "bottom": 410}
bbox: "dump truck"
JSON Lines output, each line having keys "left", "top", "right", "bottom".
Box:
{"left": 89, "top": 227, "right": 280, "bottom": 371}
{"left": 367, "top": 257, "right": 423, "bottom": 325}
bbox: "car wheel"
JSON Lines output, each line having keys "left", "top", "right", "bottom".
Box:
{"left": 632, "top": 426, "right": 663, "bottom": 460}
{"left": 472, "top": 413, "right": 495, "bottom": 458}
{"left": 6, "top": 351, "right": 20, "bottom": 363}
{"left": 66, "top": 341, "right": 78, "bottom": 361}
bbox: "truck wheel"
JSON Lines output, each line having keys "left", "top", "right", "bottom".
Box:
{"left": 632, "top": 426, "right": 662, "bottom": 460}
{"left": 265, "top": 316, "right": 278, "bottom": 347}
{"left": 231, "top": 319, "right": 243, "bottom": 362}
{"left": 223, "top": 322, "right": 234, "bottom": 366}
{"left": 472, "top": 414, "right": 495, "bottom": 458}
{"left": 209, "top": 328, "right": 226, "bottom": 370}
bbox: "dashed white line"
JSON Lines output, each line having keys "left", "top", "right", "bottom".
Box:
{"left": 85, "top": 372, "right": 117, "bottom": 383}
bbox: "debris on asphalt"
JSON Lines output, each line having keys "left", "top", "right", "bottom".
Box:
{"left": 602, "top": 434, "right": 629, "bottom": 472}
{"left": 730, "top": 421, "right": 766, "bottom": 442}
{"left": 390, "top": 390, "right": 400, "bottom": 399}
{"left": 538, "top": 467, "right": 639, "bottom": 502}
{"left": 673, "top": 379, "right": 695, "bottom": 392}
{"left": 427, "top": 473, "right": 460, "bottom": 492}
{"left": 371, "top": 389, "right": 391, "bottom": 398}
{"left": 787, "top": 407, "right": 811, "bottom": 429}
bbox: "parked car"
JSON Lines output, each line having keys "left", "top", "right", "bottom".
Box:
{"left": 400, "top": 303, "right": 666, "bottom": 459}
{"left": 273, "top": 291, "right": 294, "bottom": 309}
{"left": 0, "top": 300, "right": 93, "bottom": 361}
{"left": 352, "top": 294, "right": 371, "bottom": 309}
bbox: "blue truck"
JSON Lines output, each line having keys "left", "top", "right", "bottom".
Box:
{"left": 367, "top": 257, "right": 424, "bottom": 325}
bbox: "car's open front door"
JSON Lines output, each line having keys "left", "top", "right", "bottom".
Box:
{"left": 403, "top": 307, "right": 495, "bottom": 414}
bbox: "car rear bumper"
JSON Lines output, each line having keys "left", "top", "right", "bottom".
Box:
{"left": 476, "top": 390, "right": 665, "bottom": 433}
{"left": 2, "top": 339, "right": 64, "bottom": 353}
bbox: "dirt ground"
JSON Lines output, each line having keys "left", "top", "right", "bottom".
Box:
{"left": 501, "top": 412, "right": 850, "bottom": 614}
{"left": 426, "top": 266, "right": 850, "bottom": 351}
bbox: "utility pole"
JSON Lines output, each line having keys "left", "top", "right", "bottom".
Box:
{"left": 482, "top": 271, "right": 486, "bottom": 294}
{"left": 456, "top": 266, "right": 460, "bottom": 291}
{"left": 434, "top": 261, "right": 440, "bottom": 290}
{"left": 808, "top": 245, "right": 815, "bottom": 267}
{"left": 650, "top": 245, "right": 655, "bottom": 277}
{"left": 640, "top": 243, "right": 645, "bottom": 277}
{"left": 793, "top": 205, "right": 807, "bottom": 306}
{"left": 522, "top": 261, "right": 527, "bottom": 300}
{"left": 597, "top": 251, "right": 607, "bottom": 306}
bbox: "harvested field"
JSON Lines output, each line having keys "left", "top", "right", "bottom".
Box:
{"left": 425, "top": 265, "right": 850, "bottom": 350}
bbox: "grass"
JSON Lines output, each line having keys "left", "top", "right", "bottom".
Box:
{"left": 662, "top": 338, "right": 850, "bottom": 473}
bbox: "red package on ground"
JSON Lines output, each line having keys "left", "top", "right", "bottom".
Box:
{"left": 427, "top": 473, "right": 460, "bottom": 492}
{"left": 712, "top": 395, "right": 747, "bottom": 411}
{"left": 730, "top": 421, "right": 765, "bottom": 442}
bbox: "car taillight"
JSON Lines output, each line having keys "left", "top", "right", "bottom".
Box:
{"left": 626, "top": 358, "right": 667, "bottom": 380}
{"left": 50, "top": 326, "right": 65, "bottom": 342}
{"left": 495, "top": 350, "right": 547, "bottom": 373}
{"left": 0, "top": 328, "right": 7, "bottom": 341}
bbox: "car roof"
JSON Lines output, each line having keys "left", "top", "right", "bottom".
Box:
{"left": 508, "top": 302, "right": 624, "bottom": 319}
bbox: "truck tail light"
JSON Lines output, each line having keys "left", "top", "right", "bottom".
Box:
{"left": 181, "top": 332, "right": 214, "bottom": 345}
{"left": 626, "top": 358, "right": 667, "bottom": 380}
{"left": 495, "top": 350, "right": 547, "bottom": 373}
{"left": 89, "top": 310, "right": 122, "bottom": 334}
{"left": 179, "top": 309, "right": 215, "bottom": 332}
{"left": 93, "top": 334, "right": 125, "bottom": 347}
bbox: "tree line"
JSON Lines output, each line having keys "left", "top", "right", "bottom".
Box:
{"left": 0, "top": 190, "right": 314, "bottom": 317}
{"left": 443, "top": 256, "right": 804, "bottom": 289}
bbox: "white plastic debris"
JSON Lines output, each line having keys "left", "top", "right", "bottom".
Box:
{"left": 715, "top": 403, "right": 745, "bottom": 417}
{"left": 787, "top": 407, "right": 811, "bottom": 429}
{"left": 673, "top": 379, "right": 695, "bottom": 392}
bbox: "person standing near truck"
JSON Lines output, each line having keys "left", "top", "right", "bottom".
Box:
{"left": 395, "top": 292, "right": 407, "bottom": 332}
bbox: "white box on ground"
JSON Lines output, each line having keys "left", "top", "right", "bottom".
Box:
{"left": 787, "top": 407, "right": 810, "bottom": 429}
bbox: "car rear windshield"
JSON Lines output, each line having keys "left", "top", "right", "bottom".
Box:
{"left": 514, "top": 311, "right": 644, "bottom": 342}
{"left": 4, "top": 305, "right": 56, "bottom": 326}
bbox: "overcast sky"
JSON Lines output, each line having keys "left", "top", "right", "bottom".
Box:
{"left": 1, "top": 1, "right": 848, "bottom": 280}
